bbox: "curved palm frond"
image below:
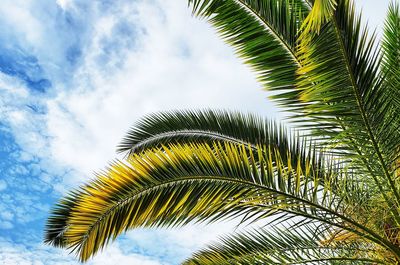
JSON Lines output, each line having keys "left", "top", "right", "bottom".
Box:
{"left": 183, "top": 225, "right": 389, "bottom": 264}
{"left": 45, "top": 141, "right": 396, "bottom": 261}
{"left": 117, "top": 109, "right": 292, "bottom": 155}
{"left": 296, "top": 0, "right": 379, "bottom": 140}
{"left": 115, "top": 108, "right": 389, "bottom": 245}
{"left": 188, "top": 0, "right": 308, "bottom": 98}
{"left": 116, "top": 109, "right": 386, "bottom": 217}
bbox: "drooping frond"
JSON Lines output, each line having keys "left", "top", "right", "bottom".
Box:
{"left": 183, "top": 225, "right": 388, "bottom": 264}
{"left": 188, "top": 0, "right": 308, "bottom": 94}
{"left": 44, "top": 194, "right": 78, "bottom": 248}
{"left": 117, "top": 109, "right": 383, "bottom": 218}
{"left": 45, "top": 141, "right": 395, "bottom": 262}
{"left": 117, "top": 109, "right": 291, "bottom": 156}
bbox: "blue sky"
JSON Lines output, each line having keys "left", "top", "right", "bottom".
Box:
{"left": 0, "top": 0, "right": 393, "bottom": 264}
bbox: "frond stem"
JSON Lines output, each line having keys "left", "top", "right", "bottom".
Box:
{"left": 233, "top": 0, "right": 303, "bottom": 67}
{"left": 78, "top": 175, "right": 400, "bottom": 255}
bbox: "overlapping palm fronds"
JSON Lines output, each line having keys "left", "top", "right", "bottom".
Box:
{"left": 45, "top": 0, "right": 400, "bottom": 263}
{"left": 183, "top": 225, "right": 388, "bottom": 264}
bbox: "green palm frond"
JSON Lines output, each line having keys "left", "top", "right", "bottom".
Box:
{"left": 381, "top": 1, "right": 400, "bottom": 108}
{"left": 380, "top": 1, "right": 400, "bottom": 176}
{"left": 188, "top": 0, "right": 308, "bottom": 94}
{"left": 116, "top": 109, "right": 386, "bottom": 210}
{"left": 45, "top": 141, "right": 392, "bottom": 261}
{"left": 116, "top": 107, "right": 384, "bottom": 227}
{"left": 117, "top": 109, "right": 291, "bottom": 155}
{"left": 294, "top": 0, "right": 400, "bottom": 215}
{"left": 184, "top": 225, "right": 388, "bottom": 264}
{"left": 296, "top": 0, "right": 379, "bottom": 137}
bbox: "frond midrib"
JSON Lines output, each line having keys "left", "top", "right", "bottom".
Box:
{"left": 74, "top": 175, "right": 394, "bottom": 254}
{"left": 232, "top": 0, "right": 306, "bottom": 67}
{"left": 122, "top": 129, "right": 259, "bottom": 154}
{"left": 330, "top": 16, "right": 400, "bottom": 209}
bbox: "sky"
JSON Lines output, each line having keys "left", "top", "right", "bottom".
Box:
{"left": 0, "top": 0, "right": 394, "bottom": 264}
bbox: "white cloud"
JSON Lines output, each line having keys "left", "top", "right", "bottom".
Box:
{"left": 124, "top": 222, "right": 242, "bottom": 263}
{"left": 45, "top": 0, "right": 279, "bottom": 185}
{"left": 0, "top": 239, "right": 163, "bottom": 265}
{"left": 90, "top": 242, "right": 163, "bottom": 265}
{"left": 1, "top": 211, "right": 14, "bottom": 221}
{"left": 0, "top": 0, "right": 274, "bottom": 263}
{"left": 39, "top": 1, "right": 279, "bottom": 262}
{"left": 0, "top": 73, "right": 47, "bottom": 156}
{"left": 0, "top": 0, "right": 43, "bottom": 45}
{"left": 56, "top": 0, "right": 74, "bottom": 11}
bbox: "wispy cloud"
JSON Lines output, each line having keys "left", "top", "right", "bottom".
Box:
{"left": 0, "top": 239, "right": 163, "bottom": 265}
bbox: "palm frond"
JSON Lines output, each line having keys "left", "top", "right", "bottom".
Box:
{"left": 44, "top": 0, "right": 400, "bottom": 263}
{"left": 301, "top": 0, "right": 338, "bottom": 34}
{"left": 45, "top": 142, "right": 399, "bottom": 261}
{"left": 380, "top": 1, "right": 400, "bottom": 178}
{"left": 381, "top": 1, "right": 400, "bottom": 108}
{"left": 117, "top": 109, "right": 291, "bottom": 155}
{"left": 293, "top": 0, "right": 400, "bottom": 213}
{"left": 184, "top": 225, "right": 388, "bottom": 264}
{"left": 188, "top": 0, "right": 308, "bottom": 94}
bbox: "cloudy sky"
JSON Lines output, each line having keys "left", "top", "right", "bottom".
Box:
{"left": 0, "top": 0, "right": 393, "bottom": 264}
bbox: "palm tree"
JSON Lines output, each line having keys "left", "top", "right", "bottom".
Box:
{"left": 45, "top": 0, "right": 400, "bottom": 264}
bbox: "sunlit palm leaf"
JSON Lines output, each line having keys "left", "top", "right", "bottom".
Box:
{"left": 118, "top": 109, "right": 380, "bottom": 229}
{"left": 301, "top": 0, "right": 337, "bottom": 34}
{"left": 45, "top": 141, "right": 393, "bottom": 262}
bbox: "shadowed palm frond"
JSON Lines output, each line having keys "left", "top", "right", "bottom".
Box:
{"left": 117, "top": 109, "right": 292, "bottom": 155}
{"left": 183, "top": 225, "right": 389, "bottom": 264}
{"left": 188, "top": 0, "right": 308, "bottom": 96}
{"left": 380, "top": 1, "right": 400, "bottom": 179}
{"left": 118, "top": 109, "right": 385, "bottom": 234}
{"left": 381, "top": 1, "right": 400, "bottom": 108}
